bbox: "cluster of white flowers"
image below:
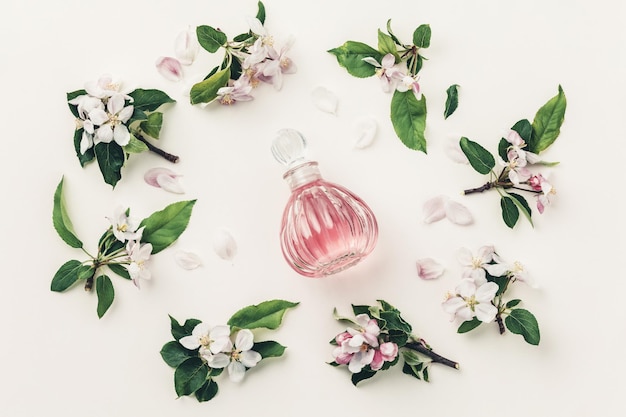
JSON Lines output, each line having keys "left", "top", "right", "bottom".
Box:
{"left": 180, "top": 323, "right": 262, "bottom": 382}
{"left": 363, "top": 53, "right": 422, "bottom": 100}
{"left": 69, "top": 76, "right": 134, "bottom": 154}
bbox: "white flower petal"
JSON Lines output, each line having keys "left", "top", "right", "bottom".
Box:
{"left": 156, "top": 173, "right": 185, "bottom": 194}
{"left": 247, "top": 17, "right": 266, "bottom": 36}
{"left": 174, "top": 27, "right": 199, "bottom": 65}
{"left": 353, "top": 116, "right": 377, "bottom": 149}
{"left": 179, "top": 335, "right": 200, "bottom": 350}
{"left": 228, "top": 361, "right": 246, "bottom": 382}
{"left": 476, "top": 282, "right": 499, "bottom": 302}
{"left": 442, "top": 296, "right": 466, "bottom": 315}
{"left": 239, "top": 350, "right": 262, "bottom": 368}
{"left": 212, "top": 229, "right": 237, "bottom": 261}
{"left": 144, "top": 167, "right": 179, "bottom": 187}
{"left": 235, "top": 329, "right": 254, "bottom": 351}
{"left": 88, "top": 108, "right": 109, "bottom": 125}
{"left": 174, "top": 250, "right": 202, "bottom": 270}
{"left": 156, "top": 56, "right": 183, "bottom": 82}
{"left": 311, "top": 86, "right": 339, "bottom": 115}
{"left": 416, "top": 258, "right": 444, "bottom": 280}
{"left": 456, "top": 279, "right": 477, "bottom": 298}
{"left": 475, "top": 303, "right": 497, "bottom": 323}
{"left": 444, "top": 199, "right": 474, "bottom": 225}
{"left": 423, "top": 195, "right": 448, "bottom": 223}
{"left": 444, "top": 137, "right": 469, "bottom": 164}
{"left": 113, "top": 124, "right": 130, "bottom": 146}
{"left": 207, "top": 353, "right": 230, "bottom": 369}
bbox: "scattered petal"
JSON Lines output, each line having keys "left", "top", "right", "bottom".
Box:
{"left": 423, "top": 195, "right": 448, "bottom": 223}
{"left": 444, "top": 200, "right": 474, "bottom": 225}
{"left": 444, "top": 136, "right": 469, "bottom": 164}
{"left": 174, "top": 250, "right": 203, "bottom": 270}
{"left": 174, "top": 27, "right": 199, "bottom": 65}
{"left": 213, "top": 229, "right": 237, "bottom": 261}
{"left": 144, "top": 168, "right": 183, "bottom": 193}
{"left": 416, "top": 258, "right": 445, "bottom": 280}
{"left": 311, "top": 86, "right": 339, "bottom": 115}
{"left": 353, "top": 116, "right": 377, "bottom": 149}
{"left": 156, "top": 56, "right": 183, "bottom": 82}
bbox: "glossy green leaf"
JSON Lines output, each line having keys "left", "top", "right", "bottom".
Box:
{"left": 505, "top": 309, "right": 540, "bottom": 345}
{"left": 227, "top": 300, "right": 299, "bottom": 330}
{"left": 380, "top": 310, "right": 412, "bottom": 333}
{"left": 96, "top": 275, "right": 114, "bottom": 318}
{"left": 412, "top": 24, "right": 431, "bottom": 48}
{"left": 444, "top": 84, "right": 459, "bottom": 119}
{"left": 73, "top": 128, "right": 95, "bottom": 167}
{"left": 377, "top": 29, "right": 399, "bottom": 61}
{"left": 66, "top": 89, "right": 86, "bottom": 118}
{"left": 508, "top": 192, "right": 533, "bottom": 226}
{"left": 511, "top": 119, "right": 532, "bottom": 143}
{"left": 195, "top": 379, "right": 218, "bottom": 402}
{"left": 506, "top": 299, "right": 522, "bottom": 308}
{"left": 457, "top": 317, "right": 482, "bottom": 333}
{"left": 129, "top": 89, "right": 175, "bottom": 112}
{"left": 255, "top": 1, "right": 266, "bottom": 24}
{"left": 52, "top": 177, "right": 83, "bottom": 248}
{"left": 196, "top": 25, "right": 227, "bottom": 53}
{"left": 500, "top": 195, "right": 520, "bottom": 228}
{"left": 139, "top": 200, "right": 196, "bottom": 254}
{"left": 174, "top": 357, "right": 208, "bottom": 397}
{"left": 385, "top": 19, "right": 401, "bottom": 45}
{"left": 459, "top": 137, "right": 495, "bottom": 174}
{"left": 160, "top": 341, "right": 197, "bottom": 367}
{"left": 351, "top": 304, "right": 370, "bottom": 316}
{"left": 328, "top": 41, "right": 382, "bottom": 78}
{"left": 252, "top": 340, "right": 286, "bottom": 358}
{"left": 107, "top": 263, "right": 130, "bottom": 280}
{"left": 531, "top": 85, "right": 566, "bottom": 154}
{"left": 390, "top": 90, "right": 427, "bottom": 152}
{"left": 351, "top": 369, "right": 376, "bottom": 386}
{"left": 190, "top": 67, "right": 230, "bottom": 104}
{"left": 95, "top": 142, "right": 125, "bottom": 187}
{"left": 139, "top": 112, "right": 163, "bottom": 139}
{"left": 498, "top": 137, "right": 509, "bottom": 161}
{"left": 169, "top": 315, "right": 202, "bottom": 341}
{"left": 123, "top": 134, "right": 149, "bottom": 154}
{"left": 51, "top": 260, "right": 83, "bottom": 292}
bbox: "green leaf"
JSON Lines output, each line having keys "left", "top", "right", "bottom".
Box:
{"left": 77, "top": 265, "right": 95, "bottom": 280}
{"left": 190, "top": 67, "right": 230, "bottom": 105}
{"left": 107, "top": 263, "right": 130, "bottom": 280}
{"left": 379, "top": 310, "right": 412, "bottom": 333}
{"left": 332, "top": 308, "right": 359, "bottom": 326}
{"left": 457, "top": 317, "right": 482, "bottom": 333}
{"left": 196, "top": 25, "right": 227, "bottom": 53}
{"left": 129, "top": 89, "right": 175, "bottom": 112}
{"left": 511, "top": 119, "right": 532, "bottom": 143}
{"left": 73, "top": 128, "right": 95, "bottom": 166}
{"left": 497, "top": 137, "right": 509, "bottom": 161}
{"left": 255, "top": 1, "right": 266, "bottom": 24}
{"left": 52, "top": 177, "right": 83, "bottom": 248}
{"left": 387, "top": 329, "right": 409, "bottom": 347}
{"left": 252, "top": 340, "right": 286, "bottom": 358}
{"left": 139, "top": 200, "right": 196, "bottom": 254}
{"left": 139, "top": 112, "right": 163, "bottom": 139}
{"left": 351, "top": 369, "right": 377, "bottom": 386}
{"left": 169, "top": 316, "right": 202, "bottom": 341}
{"left": 377, "top": 299, "right": 400, "bottom": 312}
{"left": 95, "top": 142, "right": 125, "bottom": 187}
{"left": 351, "top": 304, "right": 370, "bottom": 316}
{"left": 506, "top": 299, "right": 522, "bottom": 308}
{"left": 174, "top": 357, "right": 208, "bottom": 397}
{"left": 459, "top": 137, "right": 495, "bottom": 174}
{"left": 66, "top": 89, "right": 87, "bottom": 118}
{"left": 390, "top": 90, "right": 428, "bottom": 152}
{"left": 444, "top": 84, "right": 459, "bottom": 119}
{"left": 123, "top": 134, "right": 149, "bottom": 154}
{"left": 377, "top": 29, "right": 399, "bottom": 61}
{"left": 507, "top": 192, "right": 533, "bottom": 226}
{"left": 500, "top": 195, "right": 520, "bottom": 228}
{"left": 412, "top": 24, "right": 431, "bottom": 48}
{"left": 227, "top": 299, "right": 299, "bottom": 330}
{"left": 160, "top": 341, "right": 197, "bottom": 367}
{"left": 51, "top": 260, "right": 83, "bottom": 292}
{"left": 96, "top": 275, "right": 114, "bottom": 318}
{"left": 530, "top": 85, "right": 566, "bottom": 154}
{"left": 505, "top": 309, "right": 540, "bottom": 345}
{"left": 385, "top": 19, "right": 402, "bottom": 45}
{"left": 401, "top": 350, "right": 424, "bottom": 366}
{"left": 328, "top": 41, "right": 382, "bottom": 78}
{"left": 195, "top": 379, "right": 218, "bottom": 402}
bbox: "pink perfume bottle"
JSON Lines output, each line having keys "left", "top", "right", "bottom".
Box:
{"left": 272, "top": 129, "right": 378, "bottom": 278}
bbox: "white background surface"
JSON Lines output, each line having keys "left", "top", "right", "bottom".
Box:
{"left": 2, "top": 0, "right": 624, "bottom": 415}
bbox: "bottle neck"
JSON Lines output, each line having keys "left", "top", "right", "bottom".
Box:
{"left": 283, "top": 161, "right": 322, "bottom": 190}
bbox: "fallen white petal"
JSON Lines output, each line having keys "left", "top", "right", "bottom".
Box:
{"left": 156, "top": 173, "right": 185, "bottom": 194}
{"left": 156, "top": 56, "right": 183, "bottom": 82}
{"left": 444, "top": 137, "right": 469, "bottom": 164}
{"left": 144, "top": 167, "right": 181, "bottom": 187}
{"left": 174, "top": 250, "right": 203, "bottom": 270}
{"left": 213, "top": 229, "right": 237, "bottom": 261}
{"left": 444, "top": 199, "right": 474, "bottom": 225}
{"left": 423, "top": 195, "right": 449, "bottom": 223}
{"left": 311, "top": 86, "right": 338, "bottom": 115}
{"left": 353, "top": 116, "right": 377, "bottom": 149}
{"left": 174, "top": 27, "right": 199, "bottom": 65}
{"left": 416, "top": 258, "right": 445, "bottom": 280}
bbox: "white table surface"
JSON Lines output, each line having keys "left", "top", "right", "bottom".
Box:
{"left": 2, "top": 0, "right": 624, "bottom": 415}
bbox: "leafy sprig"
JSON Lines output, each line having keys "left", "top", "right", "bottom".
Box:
{"left": 68, "top": 78, "right": 178, "bottom": 187}
{"left": 161, "top": 300, "right": 299, "bottom": 403}
{"left": 50, "top": 177, "right": 196, "bottom": 317}
{"left": 329, "top": 300, "right": 458, "bottom": 386}
{"left": 460, "top": 86, "right": 566, "bottom": 228}
{"left": 329, "top": 20, "right": 436, "bottom": 152}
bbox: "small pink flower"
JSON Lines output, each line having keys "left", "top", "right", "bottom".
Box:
{"left": 156, "top": 56, "right": 183, "bottom": 82}
{"left": 370, "top": 342, "right": 399, "bottom": 371}
{"left": 217, "top": 78, "right": 254, "bottom": 105}
{"left": 362, "top": 53, "right": 404, "bottom": 93}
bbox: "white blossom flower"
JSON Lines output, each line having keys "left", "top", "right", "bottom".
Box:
{"left": 442, "top": 279, "right": 499, "bottom": 323}
{"left": 490, "top": 254, "right": 537, "bottom": 288}
{"left": 396, "top": 74, "right": 422, "bottom": 100}
{"left": 216, "top": 78, "right": 254, "bottom": 105}
{"left": 107, "top": 206, "right": 142, "bottom": 242}
{"left": 346, "top": 314, "right": 380, "bottom": 348}
{"left": 126, "top": 240, "right": 153, "bottom": 288}
{"left": 88, "top": 94, "right": 134, "bottom": 146}
{"left": 261, "top": 37, "right": 296, "bottom": 90}
{"left": 457, "top": 246, "right": 497, "bottom": 284}
{"left": 362, "top": 53, "right": 404, "bottom": 93}
{"left": 84, "top": 74, "right": 123, "bottom": 99}
{"left": 223, "top": 329, "right": 262, "bottom": 382}
{"left": 180, "top": 323, "right": 232, "bottom": 354}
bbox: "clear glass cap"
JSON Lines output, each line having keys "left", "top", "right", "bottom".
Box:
{"left": 271, "top": 129, "right": 310, "bottom": 168}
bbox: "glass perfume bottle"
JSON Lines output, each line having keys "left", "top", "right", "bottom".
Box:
{"left": 272, "top": 129, "right": 378, "bottom": 278}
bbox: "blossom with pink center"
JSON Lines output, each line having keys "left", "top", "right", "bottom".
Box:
{"left": 442, "top": 279, "right": 499, "bottom": 323}
{"left": 346, "top": 314, "right": 380, "bottom": 347}
{"left": 370, "top": 342, "right": 399, "bottom": 371}
{"left": 396, "top": 74, "right": 422, "bottom": 100}
{"left": 362, "top": 53, "right": 404, "bottom": 93}
{"left": 216, "top": 78, "right": 254, "bottom": 105}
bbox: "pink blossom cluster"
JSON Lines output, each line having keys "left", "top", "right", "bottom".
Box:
{"left": 362, "top": 53, "right": 422, "bottom": 100}
{"left": 331, "top": 314, "right": 399, "bottom": 373}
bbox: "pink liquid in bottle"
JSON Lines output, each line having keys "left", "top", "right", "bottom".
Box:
{"left": 272, "top": 129, "right": 378, "bottom": 278}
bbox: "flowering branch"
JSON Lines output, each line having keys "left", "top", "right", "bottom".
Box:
{"left": 330, "top": 300, "right": 458, "bottom": 386}
{"left": 458, "top": 86, "right": 566, "bottom": 228}
{"left": 51, "top": 177, "right": 196, "bottom": 318}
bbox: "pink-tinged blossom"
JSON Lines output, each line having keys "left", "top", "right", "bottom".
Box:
{"left": 216, "top": 78, "right": 254, "bottom": 105}
{"left": 126, "top": 240, "right": 153, "bottom": 288}
{"left": 370, "top": 342, "right": 399, "bottom": 371}
{"left": 457, "top": 246, "right": 501, "bottom": 284}
{"left": 174, "top": 26, "right": 199, "bottom": 65}
{"left": 416, "top": 258, "right": 444, "bottom": 280}
{"left": 346, "top": 314, "right": 380, "bottom": 347}
{"left": 506, "top": 130, "right": 541, "bottom": 165}
{"left": 362, "top": 54, "right": 403, "bottom": 93}
{"left": 530, "top": 174, "right": 556, "bottom": 214}
{"left": 332, "top": 315, "right": 381, "bottom": 373}
{"left": 89, "top": 94, "right": 134, "bottom": 146}
{"left": 261, "top": 37, "right": 297, "bottom": 90}
{"left": 442, "top": 279, "right": 499, "bottom": 323}
{"left": 396, "top": 74, "right": 422, "bottom": 100}
{"left": 156, "top": 56, "right": 184, "bottom": 82}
